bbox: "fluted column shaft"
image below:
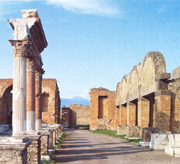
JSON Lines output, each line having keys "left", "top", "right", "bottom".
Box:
{"left": 10, "top": 40, "right": 29, "bottom": 135}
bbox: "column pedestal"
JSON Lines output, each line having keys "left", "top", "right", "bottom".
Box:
{"left": 0, "top": 136, "right": 31, "bottom": 164}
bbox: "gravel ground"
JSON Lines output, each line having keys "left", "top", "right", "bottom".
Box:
{"left": 55, "top": 129, "right": 180, "bottom": 164}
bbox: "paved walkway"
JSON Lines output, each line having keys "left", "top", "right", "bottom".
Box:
{"left": 55, "top": 129, "right": 180, "bottom": 164}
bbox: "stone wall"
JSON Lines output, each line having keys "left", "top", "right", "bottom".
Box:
{"left": 0, "top": 78, "right": 61, "bottom": 126}
{"left": 69, "top": 104, "right": 90, "bottom": 126}
{"left": 60, "top": 107, "right": 70, "bottom": 127}
{"left": 0, "top": 79, "right": 13, "bottom": 126}
{"left": 169, "top": 73, "right": 180, "bottom": 133}
{"left": 39, "top": 79, "right": 60, "bottom": 124}
{"left": 89, "top": 88, "right": 116, "bottom": 130}
{"left": 115, "top": 52, "right": 177, "bottom": 135}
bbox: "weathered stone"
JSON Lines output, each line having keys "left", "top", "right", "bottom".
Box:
{"left": 172, "top": 66, "right": 180, "bottom": 79}
{"left": 89, "top": 88, "right": 116, "bottom": 130}
{"left": 42, "top": 79, "right": 60, "bottom": 125}
{"left": 0, "top": 136, "right": 31, "bottom": 164}
{"left": 117, "top": 125, "right": 141, "bottom": 137}
{"left": 69, "top": 104, "right": 90, "bottom": 126}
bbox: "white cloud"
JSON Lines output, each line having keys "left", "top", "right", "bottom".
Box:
{"left": 46, "top": 0, "right": 119, "bottom": 16}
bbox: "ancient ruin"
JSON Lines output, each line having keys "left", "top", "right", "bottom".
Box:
{"left": 60, "top": 106, "right": 70, "bottom": 127}
{"left": 41, "top": 79, "right": 61, "bottom": 124}
{"left": 69, "top": 104, "right": 90, "bottom": 126}
{"left": 0, "top": 9, "right": 63, "bottom": 163}
{"left": 89, "top": 88, "right": 116, "bottom": 130}
{"left": 115, "top": 52, "right": 180, "bottom": 157}
{"left": 0, "top": 78, "right": 60, "bottom": 126}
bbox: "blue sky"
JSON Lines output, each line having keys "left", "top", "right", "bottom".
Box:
{"left": 0, "top": 0, "right": 180, "bottom": 100}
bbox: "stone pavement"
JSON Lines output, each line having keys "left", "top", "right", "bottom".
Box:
{"left": 55, "top": 129, "right": 180, "bottom": 164}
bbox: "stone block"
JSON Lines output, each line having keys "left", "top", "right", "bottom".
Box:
{"left": 155, "top": 73, "right": 171, "bottom": 81}
{"left": 150, "top": 133, "right": 169, "bottom": 150}
{"left": 142, "top": 127, "right": 160, "bottom": 142}
{"left": 117, "top": 125, "right": 128, "bottom": 135}
{"left": 172, "top": 66, "right": 180, "bottom": 79}
{"left": 0, "top": 136, "right": 31, "bottom": 164}
{"left": 117, "top": 125, "right": 141, "bottom": 137}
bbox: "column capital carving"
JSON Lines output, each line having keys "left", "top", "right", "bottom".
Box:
{"left": 9, "top": 40, "right": 31, "bottom": 58}
{"left": 27, "top": 58, "right": 36, "bottom": 72}
{"left": 35, "top": 70, "right": 44, "bottom": 81}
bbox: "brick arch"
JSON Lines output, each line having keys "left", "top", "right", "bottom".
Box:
{"left": 128, "top": 66, "right": 140, "bottom": 101}
{"left": 120, "top": 76, "right": 128, "bottom": 104}
{"left": 143, "top": 51, "right": 166, "bottom": 75}
{"left": 116, "top": 51, "right": 167, "bottom": 106}
{"left": 0, "top": 80, "right": 13, "bottom": 98}
{"left": 0, "top": 80, "right": 13, "bottom": 125}
{"left": 140, "top": 52, "right": 166, "bottom": 96}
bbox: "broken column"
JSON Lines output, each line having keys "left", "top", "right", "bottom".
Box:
{"left": 35, "top": 70, "right": 43, "bottom": 130}
{"left": 26, "top": 58, "right": 36, "bottom": 131}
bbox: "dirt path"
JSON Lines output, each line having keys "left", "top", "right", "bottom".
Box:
{"left": 55, "top": 129, "right": 180, "bottom": 164}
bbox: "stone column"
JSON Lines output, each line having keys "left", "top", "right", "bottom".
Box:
{"left": 138, "top": 97, "right": 150, "bottom": 129}
{"left": 35, "top": 71, "right": 42, "bottom": 130}
{"left": 155, "top": 73, "right": 172, "bottom": 131}
{"left": 127, "top": 102, "right": 136, "bottom": 126}
{"left": 155, "top": 91, "right": 171, "bottom": 131}
{"left": 113, "top": 107, "right": 119, "bottom": 130}
{"left": 10, "top": 40, "right": 29, "bottom": 135}
{"left": 121, "top": 105, "right": 127, "bottom": 125}
{"left": 26, "top": 58, "right": 36, "bottom": 131}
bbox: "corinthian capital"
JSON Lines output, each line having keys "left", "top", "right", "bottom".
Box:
{"left": 27, "top": 58, "right": 36, "bottom": 72}
{"left": 9, "top": 40, "right": 31, "bottom": 58}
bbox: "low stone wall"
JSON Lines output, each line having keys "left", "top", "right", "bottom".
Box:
{"left": 0, "top": 136, "right": 31, "bottom": 164}
{"left": 27, "top": 138, "right": 41, "bottom": 164}
{"left": 39, "top": 129, "right": 51, "bottom": 160}
{"left": 117, "top": 125, "right": 141, "bottom": 137}
{"left": 142, "top": 127, "right": 160, "bottom": 142}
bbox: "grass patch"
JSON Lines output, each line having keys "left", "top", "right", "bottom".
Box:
{"left": 91, "top": 130, "right": 142, "bottom": 143}
{"left": 56, "top": 132, "right": 65, "bottom": 148}
{"left": 69, "top": 124, "right": 89, "bottom": 129}
{"left": 41, "top": 160, "right": 55, "bottom": 164}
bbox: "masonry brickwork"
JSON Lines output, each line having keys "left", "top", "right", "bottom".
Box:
{"left": 0, "top": 78, "right": 60, "bottom": 126}
{"left": 116, "top": 52, "right": 180, "bottom": 137}
{"left": 89, "top": 88, "right": 116, "bottom": 130}
{"left": 60, "top": 107, "right": 70, "bottom": 127}
{"left": 69, "top": 104, "right": 90, "bottom": 126}
{"left": 41, "top": 79, "right": 61, "bottom": 124}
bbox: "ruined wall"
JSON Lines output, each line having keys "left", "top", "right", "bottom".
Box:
{"left": 116, "top": 52, "right": 166, "bottom": 106}
{"left": 69, "top": 104, "right": 90, "bottom": 125}
{"left": 169, "top": 67, "right": 180, "bottom": 133}
{"left": 42, "top": 79, "right": 60, "bottom": 124}
{"left": 116, "top": 52, "right": 175, "bottom": 133}
{"left": 0, "top": 78, "right": 60, "bottom": 125}
{"left": 60, "top": 107, "right": 70, "bottom": 127}
{"left": 0, "top": 79, "right": 13, "bottom": 125}
{"left": 89, "top": 88, "right": 116, "bottom": 130}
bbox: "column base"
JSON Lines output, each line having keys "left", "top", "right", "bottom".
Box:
{"left": 36, "top": 119, "right": 42, "bottom": 130}
{"left": 27, "top": 111, "right": 35, "bottom": 131}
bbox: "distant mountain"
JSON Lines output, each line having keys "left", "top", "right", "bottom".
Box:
{"left": 61, "top": 96, "right": 90, "bottom": 108}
